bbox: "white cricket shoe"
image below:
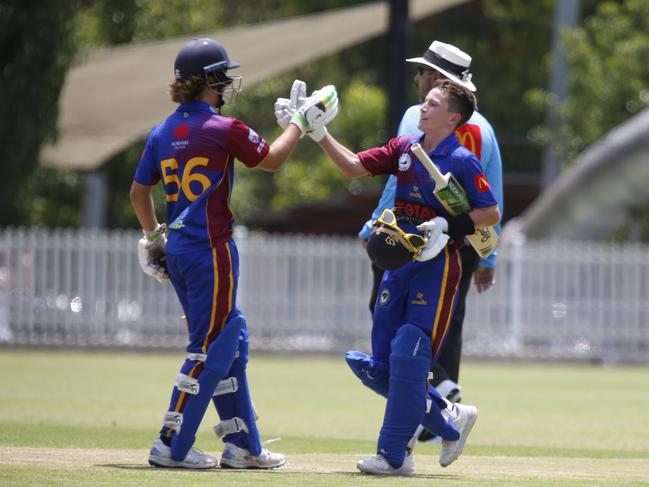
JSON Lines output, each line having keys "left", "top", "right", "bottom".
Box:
{"left": 439, "top": 403, "right": 478, "bottom": 467}
{"left": 220, "top": 442, "right": 286, "bottom": 469}
{"left": 436, "top": 379, "right": 462, "bottom": 404}
{"left": 357, "top": 452, "right": 415, "bottom": 476}
{"left": 148, "top": 438, "right": 217, "bottom": 469}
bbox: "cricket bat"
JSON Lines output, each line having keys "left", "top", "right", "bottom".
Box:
{"left": 410, "top": 143, "right": 498, "bottom": 259}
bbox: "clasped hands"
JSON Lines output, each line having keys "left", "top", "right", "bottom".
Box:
{"left": 274, "top": 80, "right": 339, "bottom": 141}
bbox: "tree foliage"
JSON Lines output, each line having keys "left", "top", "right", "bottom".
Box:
{"left": 0, "top": 0, "right": 78, "bottom": 225}
{"left": 559, "top": 0, "right": 649, "bottom": 161}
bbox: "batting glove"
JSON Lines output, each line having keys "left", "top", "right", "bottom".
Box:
{"left": 137, "top": 224, "right": 169, "bottom": 283}
{"left": 415, "top": 217, "right": 450, "bottom": 262}
{"left": 274, "top": 79, "right": 307, "bottom": 130}
{"left": 290, "top": 85, "right": 339, "bottom": 142}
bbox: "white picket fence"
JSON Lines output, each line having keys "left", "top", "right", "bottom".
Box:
{"left": 1, "top": 227, "right": 648, "bottom": 363}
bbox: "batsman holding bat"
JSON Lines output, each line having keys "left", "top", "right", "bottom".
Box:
{"left": 277, "top": 78, "right": 499, "bottom": 476}
{"left": 130, "top": 38, "right": 338, "bottom": 470}
{"left": 360, "top": 40, "right": 505, "bottom": 443}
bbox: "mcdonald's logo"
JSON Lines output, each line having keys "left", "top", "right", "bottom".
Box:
{"left": 474, "top": 174, "right": 491, "bottom": 193}
{"left": 455, "top": 124, "right": 482, "bottom": 160}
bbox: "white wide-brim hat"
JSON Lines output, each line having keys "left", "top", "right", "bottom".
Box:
{"left": 406, "top": 40, "right": 477, "bottom": 92}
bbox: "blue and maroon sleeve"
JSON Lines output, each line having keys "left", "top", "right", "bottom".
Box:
{"left": 133, "top": 132, "right": 160, "bottom": 186}
{"left": 224, "top": 119, "right": 270, "bottom": 168}
{"left": 357, "top": 136, "right": 409, "bottom": 176}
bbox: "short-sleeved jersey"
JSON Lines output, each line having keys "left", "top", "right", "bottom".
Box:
{"left": 134, "top": 101, "right": 269, "bottom": 253}
{"left": 358, "top": 106, "right": 504, "bottom": 267}
{"left": 358, "top": 133, "right": 497, "bottom": 243}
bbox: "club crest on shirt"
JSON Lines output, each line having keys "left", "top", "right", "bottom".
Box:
{"left": 398, "top": 153, "right": 411, "bottom": 171}
{"left": 248, "top": 128, "right": 260, "bottom": 144}
{"left": 380, "top": 289, "right": 390, "bottom": 306}
{"left": 411, "top": 292, "right": 428, "bottom": 305}
{"left": 409, "top": 185, "right": 422, "bottom": 200}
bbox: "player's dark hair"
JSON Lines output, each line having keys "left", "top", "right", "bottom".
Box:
{"left": 433, "top": 79, "right": 477, "bottom": 129}
{"left": 169, "top": 75, "right": 208, "bottom": 103}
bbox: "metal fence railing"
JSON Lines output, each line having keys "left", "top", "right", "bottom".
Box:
{"left": 1, "top": 227, "right": 647, "bottom": 363}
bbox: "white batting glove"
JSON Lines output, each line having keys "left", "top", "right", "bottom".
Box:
{"left": 274, "top": 79, "right": 307, "bottom": 130}
{"left": 137, "top": 224, "right": 169, "bottom": 283}
{"left": 290, "top": 85, "right": 339, "bottom": 142}
{"left": 415, "top": 217, "right": 450, "bottom": 262}
{"left": 274, "top": 98, "right": 292, "bottom": 130}
{"left": 415, "top": 233, "right": 450, "bottom": 262}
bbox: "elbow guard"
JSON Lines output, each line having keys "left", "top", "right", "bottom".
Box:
{"left": 447, "top": 213, "right": 475, "bottom": 239}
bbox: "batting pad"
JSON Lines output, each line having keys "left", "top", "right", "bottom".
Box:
{"left": 377, "top": 324, "right": 431, "bottom": 468}
{"left": 212, "top": 318, "right": 262, "bottom": 456}
{"left": 169, "top": 314, "right": 243, "bottom": 461}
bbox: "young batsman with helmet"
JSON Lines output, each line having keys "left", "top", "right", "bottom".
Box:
{"left": 130, "top": 38, "right": 337, "bottom": 470}
{"left": 278, "top": 79, "right": 499, "bottom": 475}
{"left": 359, "top": 41, "right": 504, "bottom": 422}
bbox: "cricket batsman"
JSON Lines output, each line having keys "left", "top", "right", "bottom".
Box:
{"left": 130, "top": 38, "right": 338, "bottom": 469}
{"left": 277, "top": 78, "right": 499, "bottom": 475}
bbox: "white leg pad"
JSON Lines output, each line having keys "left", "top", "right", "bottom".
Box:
{"left": 213, "top": 377, "right": 239, "bottom": 397}
{"left": 163, "top": 411, "right": 183, "bottom": 432}
{"left": 213, "top": 417, "right": 249, "bottom": 438}
{"left": 175, "top": 373, "right": 200, "bottom": 395}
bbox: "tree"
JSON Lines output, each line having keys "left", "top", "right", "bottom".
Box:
{"left": 560, "top": 0, "right": 649, "bottom": 161}
{"left": 0, "top": 0, "right": 78, "bottom": 225}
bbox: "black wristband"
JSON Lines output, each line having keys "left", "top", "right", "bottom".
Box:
{"left": 447, "top": 213, "right": 475, "bottom": 239}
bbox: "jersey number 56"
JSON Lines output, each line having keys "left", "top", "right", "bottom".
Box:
{"left": 161, "top": 157, "right": 211, "bottom": 202}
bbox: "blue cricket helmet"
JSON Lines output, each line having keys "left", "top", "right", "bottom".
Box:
{"left": 174, "top": 38, "right": 240, "bottom": 81}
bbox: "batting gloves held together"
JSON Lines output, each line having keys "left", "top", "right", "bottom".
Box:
{"left": 415, "top": 217, "right": 450, "bottom": 262}
{"left": 274, "top": 79, "right": 306, "bottom": 130}
{"left": 274, "top": 80, "right": 339, "bottom": 142}
{"left": 137, "top": 223, "right": 169, "bottom": 283}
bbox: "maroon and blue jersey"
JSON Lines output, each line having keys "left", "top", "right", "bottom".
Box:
{"left": 358, "top": 133, "right": 497, "bottom": 242}
{"left": 134, "top": 101, "right": 269, "bottom": 253}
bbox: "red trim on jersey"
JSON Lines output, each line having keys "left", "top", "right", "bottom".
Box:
{"left": 205, "top": 158, "right": 234, "bottom": 246}
{"left": 202, "top": 242, "right": 234, "bottom": 351}
{"left": 431, "top": 248, "right": 462, "bottom": 360}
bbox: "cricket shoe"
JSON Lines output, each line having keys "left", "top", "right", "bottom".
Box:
{"left": 148, "top": 438, "right": 217, "bottom": 469}
{"left": 439, "top": 403, "right": 478, "bottom": 467}
{"left": 436, "top": 379, "right": 462, "bottom": 404}
{"left": 417, "top": 380, "right": 462, "bottom": 444}
{"left": 220, "top": 442, "right": 286, "bottom": 469}
{"left": 357, "top": 452, "right": 415, "bottom": 476}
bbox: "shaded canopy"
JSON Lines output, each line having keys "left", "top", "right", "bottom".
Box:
{"left": 41, "top": 0, "right": 468, "bottom": 171}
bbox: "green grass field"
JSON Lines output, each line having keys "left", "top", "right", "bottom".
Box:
{"left": 1, "top": 350, "right": 648, "bottom": 486}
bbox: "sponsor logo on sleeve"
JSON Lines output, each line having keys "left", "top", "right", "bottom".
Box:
{"left": 248, "top": 128, "right": 260, "bottom": 144}
{"left": 398, "top": 153, "right": 411, "bottom": 171}
{"left": 474, "top": 174, "right": 491, "bottom": 192}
